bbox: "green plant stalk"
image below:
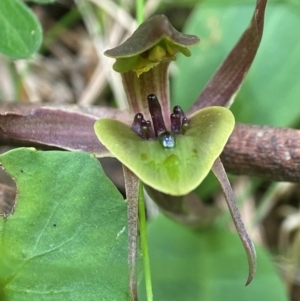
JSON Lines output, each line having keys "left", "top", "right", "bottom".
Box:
{"left": 136, "top": 0, "right": 144, "bottom": 25}
{"left": 138, "top": 182, "right": 153, "bottom": 301}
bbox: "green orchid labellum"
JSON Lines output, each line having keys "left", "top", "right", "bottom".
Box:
{"left": 94, "top": 106, "right": 234, "bottom": 196}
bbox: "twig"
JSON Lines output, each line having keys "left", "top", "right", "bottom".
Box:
{"left": 221, "top": 123, "right": 300, "bottom": 183}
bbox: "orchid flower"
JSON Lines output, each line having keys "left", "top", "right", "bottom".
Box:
{"left": 0, "top": 0, "right": 267, "bottom": 290}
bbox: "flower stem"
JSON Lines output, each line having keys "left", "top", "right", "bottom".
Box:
{"left": 136, "top": 0, "right": 144, "bottom": 24}
{"left": 138, "top": 182, "right": 153, "bottom": 301}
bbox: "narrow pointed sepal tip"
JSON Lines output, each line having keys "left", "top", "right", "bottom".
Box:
{"left": 211, "top": 158, "right": 257, "bottom": 287}
{"left": 245, "top": 241, "right": 257, "bottom": 286}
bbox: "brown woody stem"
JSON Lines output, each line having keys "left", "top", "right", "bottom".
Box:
{"left": 221, "top": 123, "right": 300, "bottom": 182}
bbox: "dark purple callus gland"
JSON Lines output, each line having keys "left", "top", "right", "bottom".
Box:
{"left": 141, "top": 119, "right": 153, "bottom": 139}
{"left": 147, "top": 94, "right": 167, "bottom": 136}
{"left": 131, "top": 94, "right": 189, "bottom": 149}
{"left": 132, "top": 113, "right": 154, "bottom": 139}
{"left": 170, "top": 113, "right": 181, "bottom": 134}
{"left": 131, "top": 113, "right": 144, "bottom": 138}
{"left": 171, "top": 106, "right": 189, "bottom": 134}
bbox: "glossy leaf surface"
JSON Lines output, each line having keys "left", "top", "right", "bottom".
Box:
{"left": 0, "top": 149, "right": 129, "bottom": 300}
{"left": 95, "top": 106, "right": 235, "bottom": 196}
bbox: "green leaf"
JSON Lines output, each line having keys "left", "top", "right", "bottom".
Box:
{"left": 173, "top": 2, "right": 300, "bottom": 127}
{"left": 0, "top": 0, "right": 42, "bottom": 59}
{"left": 0, "top": 148, "right": 129, "bottom": 300}
{"left": 94, "top": 106, "right": 234, "bottom": 196}
{"left": 139, "top": 215, "right": 289, "bottom": 301}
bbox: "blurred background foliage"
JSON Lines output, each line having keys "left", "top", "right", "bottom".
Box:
{"left": 0, "top": 0, "right": 300, "bottom": 300}
{"left": 172, "top": 0, "right": 300, "bottom": 128}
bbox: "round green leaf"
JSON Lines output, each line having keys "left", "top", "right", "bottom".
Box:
{"left": 94, "top": 106, "right": 235, "bottom": 196}
{"left": 0, "top": 0, "right": 42, "bottom": 59}
{"left": 0, "top": 148, "right": 129, "bottom": 300}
